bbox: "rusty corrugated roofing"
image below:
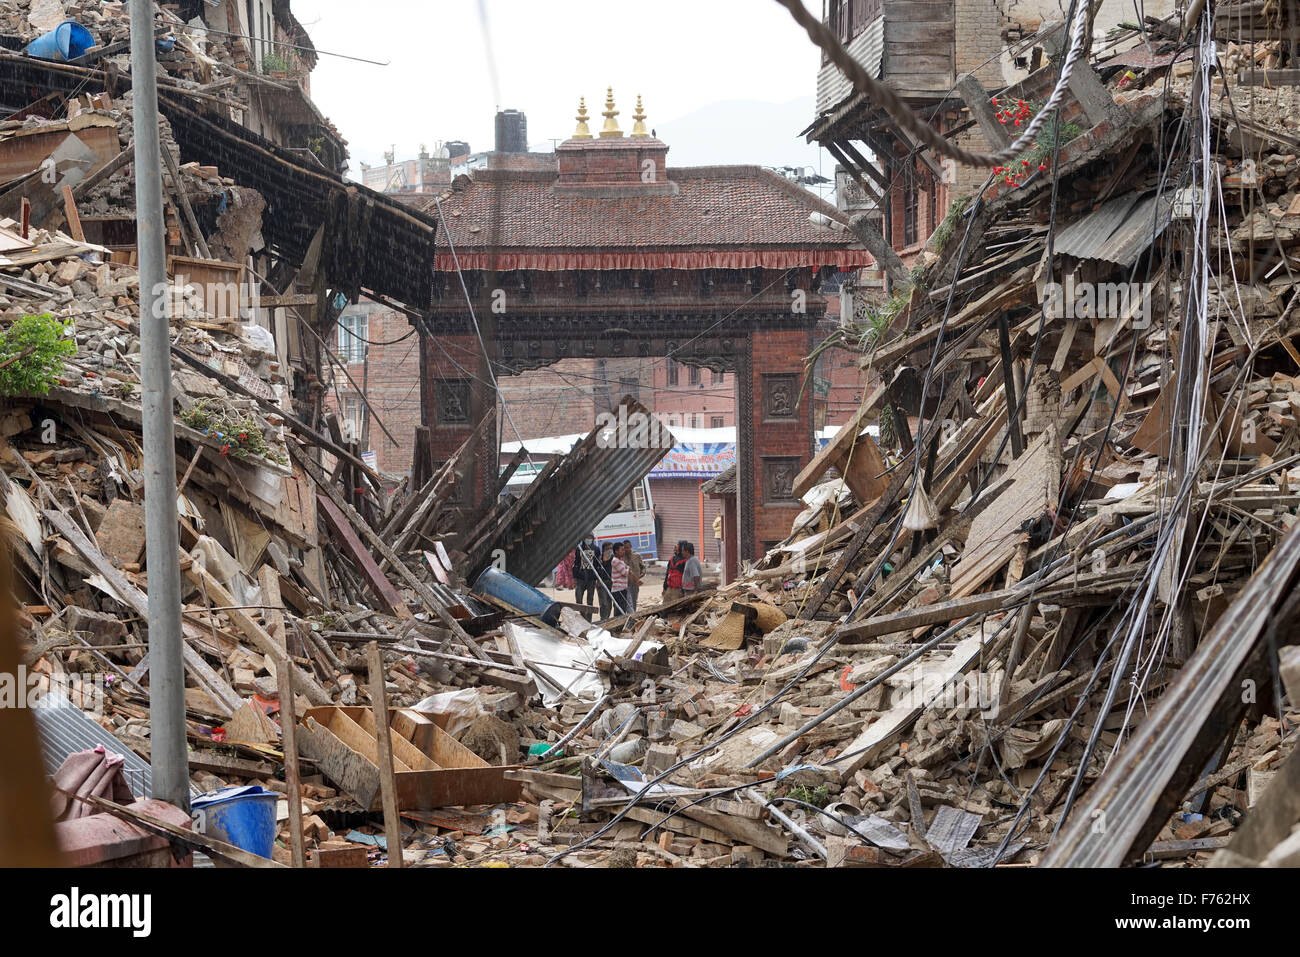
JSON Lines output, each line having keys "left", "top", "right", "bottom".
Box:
{"left": 1053, "top": 191, "right": 1174, "bottom": 267}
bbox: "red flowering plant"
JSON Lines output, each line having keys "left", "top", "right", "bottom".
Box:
{"left": 988, "top": 96, "right": 1083, "bottom": 189}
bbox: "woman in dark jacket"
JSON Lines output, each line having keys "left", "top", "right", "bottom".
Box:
{"left": 597, "top": 542, "right": 615, "bottom": 620}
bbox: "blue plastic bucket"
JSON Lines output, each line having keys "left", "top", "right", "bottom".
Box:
{"left": 191, "top": 785, "right": 277, "bottom": 858}
{"left": 474, "top": 566, "right": 561, "bottom": 625}
{"left": 26, "top": 21, "right": 95, "bottom": 62}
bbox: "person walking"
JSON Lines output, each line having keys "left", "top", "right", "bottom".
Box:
{"left": 610, "top": 543, "right": 631, "bottom": 616}
{"left": 596, "top": 542, "right": 615, "bottom": 620}
{"left": 681, "top": 541, "right": 703, "bottom": 594}
{"left": 573, "top": 533, "right": 599, "bottom": 610}
{"left": 622, "top": 540, "right": 644, "bottom": 611}
{"left": 663, "top": 540, "right": 688, "bottom": 602}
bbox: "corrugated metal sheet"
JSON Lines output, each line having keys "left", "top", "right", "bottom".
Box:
{"left": 467, "top": 401, "right": 676, "bottom": 586}
{"left": 34, "top": 694, "right": 153, "bottom": 798}
{"left": 816, "top": 16, "right": 885, "bottom": 115}
{"left": 1053, "top": 191, "right": 1174, "bottom": 267}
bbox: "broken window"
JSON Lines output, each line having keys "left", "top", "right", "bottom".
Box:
{"left": 903, "top": 162, "right": 919, "bottom": 248}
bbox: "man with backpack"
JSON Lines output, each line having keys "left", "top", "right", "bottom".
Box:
{"left": 573, "top": 533, "right": 600, "bottom": 610}
{"left": 663, "top": 540, "right": 689, "bottom": 602}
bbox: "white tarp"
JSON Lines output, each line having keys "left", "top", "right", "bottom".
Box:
{"left": 506, "top": 620, "right": 664, "bottom": 708}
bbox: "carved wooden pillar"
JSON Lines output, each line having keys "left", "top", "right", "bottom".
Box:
{"left": 419, "top": 332, "right": 497, "bottom": 521}
{"left": 739, "top": 328, "right": 815, "bottom": 561}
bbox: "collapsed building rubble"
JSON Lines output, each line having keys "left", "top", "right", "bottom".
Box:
{"left": 4, "top": 0, "right": 1300, "bottom": 871}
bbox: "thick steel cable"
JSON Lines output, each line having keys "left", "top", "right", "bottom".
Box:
{"left": 775, "top": 0, "right": 1091, "bottom": 167}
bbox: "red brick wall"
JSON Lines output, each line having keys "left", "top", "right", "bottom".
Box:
{"left": 323, "top": 303, "right": 422, "bottom": 477}
{"left": 652, "top": 361, "right": 734, "bottom": 428}
{"left": 814, "top": 334, "right": 873, "bottom": 429}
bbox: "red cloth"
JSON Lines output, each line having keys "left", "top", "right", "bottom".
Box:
{"left": 554, "top": 551, "right": 575, "bottom": 589}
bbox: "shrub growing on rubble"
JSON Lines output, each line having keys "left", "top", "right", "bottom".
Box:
{"left": 0, "top": 313, "right": 76, "bottom": 397}
{"left": 179, "top": 397, "right": 288, "bottom": 465}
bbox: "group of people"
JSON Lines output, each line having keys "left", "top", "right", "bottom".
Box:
{"left": 570, "top": 535, "right": 703, "bottom": 622}
{"left": 572, "top": 534, "right": 644, "bottom": 620}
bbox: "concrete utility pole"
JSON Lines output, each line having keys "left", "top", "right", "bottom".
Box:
{"left": 131, "top": 0, "right": 189, "bottom": 811}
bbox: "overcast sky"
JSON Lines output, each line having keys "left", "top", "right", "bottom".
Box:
{"left": 294, "top": 0, "right": 827, "bottom": 178}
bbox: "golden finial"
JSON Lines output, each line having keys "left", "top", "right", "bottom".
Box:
{"left": 631, "top": 95, "right": 649, "bottom": 138}
{"left": 573, "top": 96, "right": 593, "bottom": 139}
{"left": 600, "top": 86, "right": 623, "bottom": 138}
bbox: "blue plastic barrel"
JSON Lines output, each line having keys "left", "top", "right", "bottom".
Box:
{"left": 25, "top": 21, "right": 95, "bottom": 62}
{"left": 191, "top": 785, "right": 277, "bottom": 858}
{"left": 474, "top": 566, "right": 561, "bottom": 625}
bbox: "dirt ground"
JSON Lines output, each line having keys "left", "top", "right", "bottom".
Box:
{"left": 540, "top": 557, "right": 723, "bottom": 614}
{"left": 540, "top": 564, "right": 666, "bottom": 612}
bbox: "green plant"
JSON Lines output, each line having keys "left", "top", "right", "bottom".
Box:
{"left": 989, "top": 97, "right": 1083, "bottom": 188}
{"left": 179, "top": 397, "right": 287, "bottom": 465}
{"left": 261, "top": 51, "right": 293, "bottom": 74}
{"left": 787, "top": 784, "right": 831, "bottom": 808}
{"left": 930, "top": 195, "right": 971, "bottom": 256}
{"left": 0, "top": 313, "right": 76, "bottom": 397}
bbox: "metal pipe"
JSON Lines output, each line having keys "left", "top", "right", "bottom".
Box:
{"left": 748, "top": 789, "right": 826, "bottom": 860}
{"left": 132, "top": 0, "right": 188, "bottom": 813}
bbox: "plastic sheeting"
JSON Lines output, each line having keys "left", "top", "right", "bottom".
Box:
{"left": 506, "top": 621, "right": 664, "bottom": 708}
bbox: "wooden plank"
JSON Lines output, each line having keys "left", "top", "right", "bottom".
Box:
{"left": 257, "top": 293, "right": 318, "bottom": 308}
{"left": 187, "top": 750, "right": 274, "bottom": 778}
{"left": 317, "top": 492, "right": 412, "bottom": 619}
{"left": 793, "top": 382, "right": 888, "bottom": 497}
{"left": 368, "top": 642, "right": 404, "bottom": 867}
{"left": 183, "top": 557, "right": 333, "bottom": 706}
{"left": 883, "top": 54, "right": 955, "bottom": 74}
{"left": 623, "top": 805, "right": 733, "bottom": 846}
{"left": 298, "top": 716, "right": 380, "bottom": 810}
{"left": 288, "top": 443, "right": 485, "bottom": 655}
{"left": 677, "top": 799, "right": 789, "bottom": 856}
{"left": 40, "top": 507, "right": 235, "bottom": 705}
{"left": 258, "top": 564, "right": 286, "bottom": 649}
{"left": 839, "top": 587, "right": 1019, "bottom": 640}
{"left": 873, "top": 272, "right": 1032, "bottom": 369}
{"left": 319, "top": 707, "right": 411, "bottom": 772}
{"left": 1236, "top": 69, "right": 1300, "bottom": 86}
{"left": 278, "top": 665, "right": 306, "bottom": 868}
{"left": 836, "top": 633, "right": 987, "bottom": 779}
{"left": 60, "top": 186, "right": 84, "bottom": 242}
{"left": 160, "top": 146, "right": 211, "bottom": 259}
{"left": 354, "top": 705, "right": 441, "bottom": 771}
